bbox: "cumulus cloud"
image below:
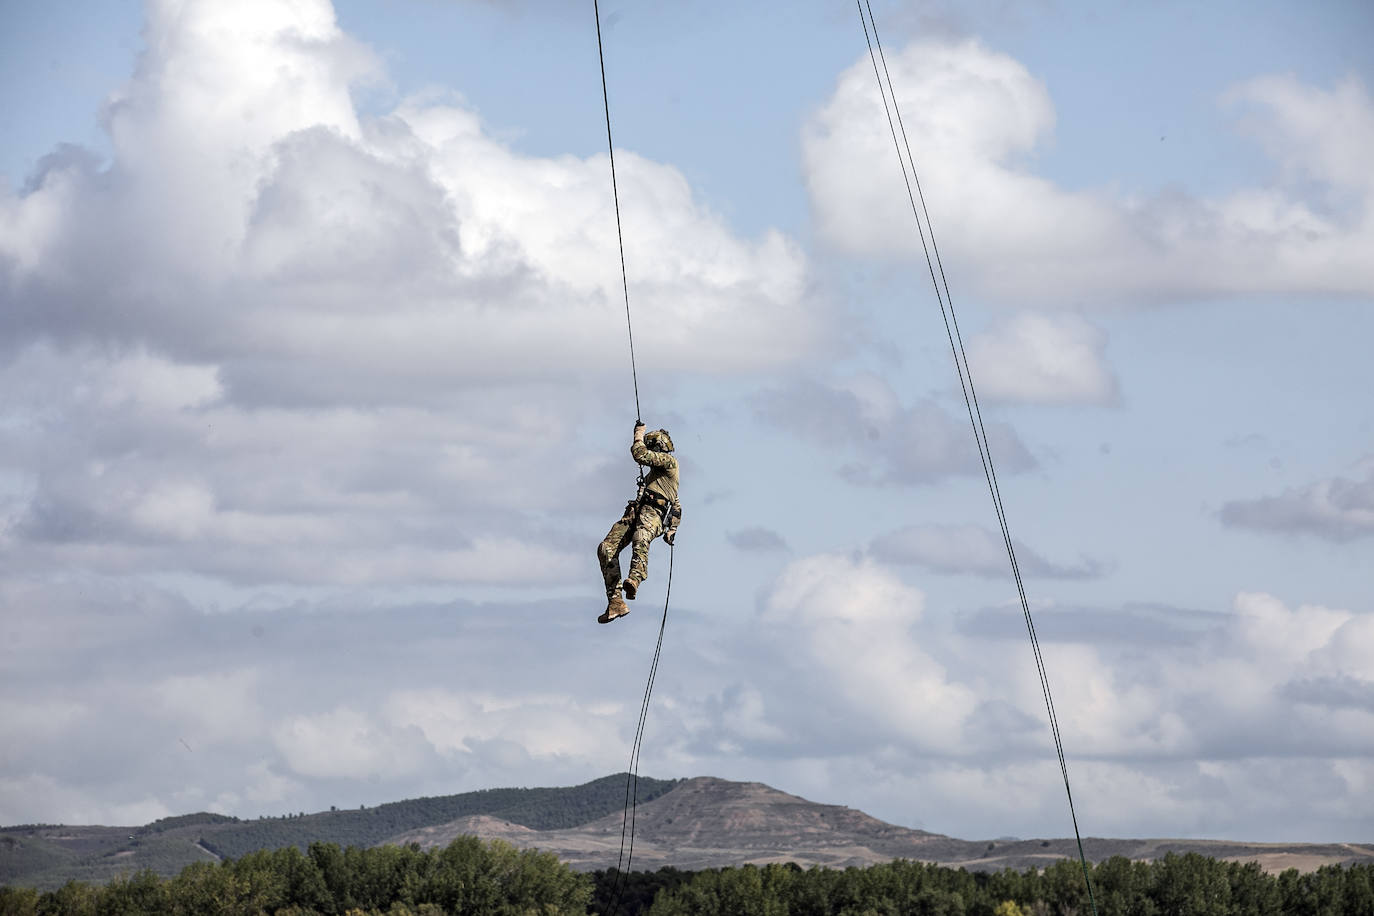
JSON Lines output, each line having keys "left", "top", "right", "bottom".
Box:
{"left": 752, "top": 373, "right": 1035, "bottom": 486}
{"left": 0, "top": 579, "right": 643, "bottom": 824}
{"left": 870, "top": 523, "right": 1104, "bottom": 579}
{"left": 0, "top": 0, "right": 816, "bottom": 389}
{"left": 675, "top": 559, "right": 1374, "bottom": 838}
{"left": 757, "top": 553, "right": 979, "bottom": 750}
{"left": 0, "top": 344, "right": 596, "bottom": 587}
{"left": 802, "top": 39, "right": 1374, "bottom": 303}
{"left": 387, "top": 689, "right": 625, "bottom": 764}
{"left": 966, "top": 312, "right": 1118, "bottom": 405}
{"left": 3, "top": 548, "right": 1373, "bottom": 842}
{"left": 0, "top": 0, "right": 828, "bottom": 594}
{"left": 1220, "top": 458, "right": 1374, "bottom": 541}
{"left": 274, "top": 706, "right": 435, "bottom": 782}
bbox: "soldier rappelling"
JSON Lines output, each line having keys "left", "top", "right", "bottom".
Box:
{"left": 596, "top": 421, "right": 681, "bottom": 624}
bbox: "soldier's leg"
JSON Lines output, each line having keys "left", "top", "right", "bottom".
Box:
{"left": 597, "top": 505, "right": 636, "bottom": 599}
{"left": 626, "top": 505, "right": 664, "bottom": 592}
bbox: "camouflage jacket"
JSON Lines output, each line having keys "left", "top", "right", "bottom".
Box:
{"left": 631, "top": 438, "right": 679, "bottom": 507}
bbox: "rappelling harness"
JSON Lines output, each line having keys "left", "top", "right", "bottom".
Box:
{"left": 630, "top": 469, "right": 681, "bottom": 541}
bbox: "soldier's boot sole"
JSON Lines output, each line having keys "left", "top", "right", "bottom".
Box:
{"left": 621, "top": 578, "right": 639, "bottom": 600}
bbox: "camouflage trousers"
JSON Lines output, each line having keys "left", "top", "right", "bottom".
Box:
{"left": 597, "top": 501, "right": 665, "bottom": 599}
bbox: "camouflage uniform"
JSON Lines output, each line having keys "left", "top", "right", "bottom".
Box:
{"left": 597, "top": 427, "right": 680, "bottom": 600}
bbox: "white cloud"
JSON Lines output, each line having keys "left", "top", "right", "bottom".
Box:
{"left": 99, "top": 350, "right": 224, "bottom": 412}
{"left": 273, "top": 706, "right": 433, "bottom": 782}
{"left": 387, "top": 689, "right": 625, "bottom": 765}
{"left": 1220, "top": 457, "right": 1374, "bottom": 541}
{"left": 689, "top": 555, "right": 1374, "bottom": 836}
{"left": 759, "top": 553, "right": 979, "bottom": 750}
{"left": 0, "top": 0, "right": 823, "bottom": 598}
{"left": 0, "top": 343, "right": 600, "bottom": 587}
{"left": 0, "top": 0, "right": 818, "bottom": 392}
{"left": 1315, "top": 615, "right": 1374, "bottom": 682}
{"left": 966, "top": 312, "right": 1118, "bottom": 405}
{"left": 2, "top": 559, "right": 1371, "bottom": 839}
{"left": 803, "top": 40, "right": 1374, "bottom": 303}
{"left": 238, "top": 761, "right": 302, "bottom": 807}
{"left": 1228, "top": 74, "right": 1374, "bottom": 200}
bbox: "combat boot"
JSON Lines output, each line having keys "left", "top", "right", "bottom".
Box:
{"left": 621, "top": 577, "right": 639, "bottom": 600}
{"left": 598, "top": 595, "right": 630, "bottom": 624}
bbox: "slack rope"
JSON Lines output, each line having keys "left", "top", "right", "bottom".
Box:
{"left": 603, "top": 545, "right": 674, "bottom": 916}
{"left": 856, "top": 3, "right": 1100, "bottom": 913}
{"left": 594, "top": 0, "right": 642, "bottom": 422}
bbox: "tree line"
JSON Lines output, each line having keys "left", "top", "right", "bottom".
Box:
{"left": 0, "top": 839, "right": 588, "bottom": 916}
{"left": 1, "top": 839, "right": 1370, "bottom": 915}
{"left": 630, "top": 855, "right": 1374, "bottom": 915}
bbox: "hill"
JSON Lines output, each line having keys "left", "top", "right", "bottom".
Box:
{"left": 4, "top": 774, "right": 1372, "bottom": 890}
{"left": 387, "top": 776, "right": 1374, "bottom": 875}
{"left": 0, "top": 774, "right": 678, "bottom": 890}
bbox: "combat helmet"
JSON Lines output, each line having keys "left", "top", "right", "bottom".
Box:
{"left": 644, "top": 429, "right": 674, "bottom": 452}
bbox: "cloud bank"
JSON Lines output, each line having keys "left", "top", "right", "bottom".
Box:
{"left": 0, "top": 0, "right": 822, "bottom": 593}
{"left": 802, "top": 39, "right": 1374, "bottom": 304}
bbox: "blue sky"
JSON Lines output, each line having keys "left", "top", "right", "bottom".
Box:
{"left": 1, "top": 0, "right": 1372, "bottom": 846}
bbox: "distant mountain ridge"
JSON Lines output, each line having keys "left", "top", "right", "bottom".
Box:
{"left": 4, "top": 774, "right": 1372, "bottom": 891}
{"left": 0, "top": 774, "right": 679, "bottom": 890}
{"left": 386, "top": 776, "right": 1374, "bottom": 876}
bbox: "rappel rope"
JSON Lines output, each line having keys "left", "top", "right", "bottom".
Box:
{"left": 593, "top": 3, "right": 676, "bottom": 913}
{"left": 604, "top": 551, "right": 673, "bottom": 916}
{"left": 855, "top": 3, "right": 1100, "bottom": 914}
{"left": 594, "top": 0, "right": 642, "bottom": 424}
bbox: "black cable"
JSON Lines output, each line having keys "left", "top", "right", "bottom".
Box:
{"left": 604, "top": 544, "right": 674, "bottom": 916}
{"left": 593, "top": 0, "right": 642, "bottom": 423}
{"left": 857, "top": 4, "right": 1100, "bottom": 913}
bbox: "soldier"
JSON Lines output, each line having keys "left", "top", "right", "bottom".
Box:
{"left": 597, "top": 420, "right": 681, "bottom": 624}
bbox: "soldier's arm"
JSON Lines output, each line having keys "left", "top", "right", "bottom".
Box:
{"left": 631, "top": 440, "right": 677, "bottom": 469}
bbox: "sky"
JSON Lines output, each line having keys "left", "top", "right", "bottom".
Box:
{"left": 1, "top": 0, "right": 1371, "bottom": 846}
